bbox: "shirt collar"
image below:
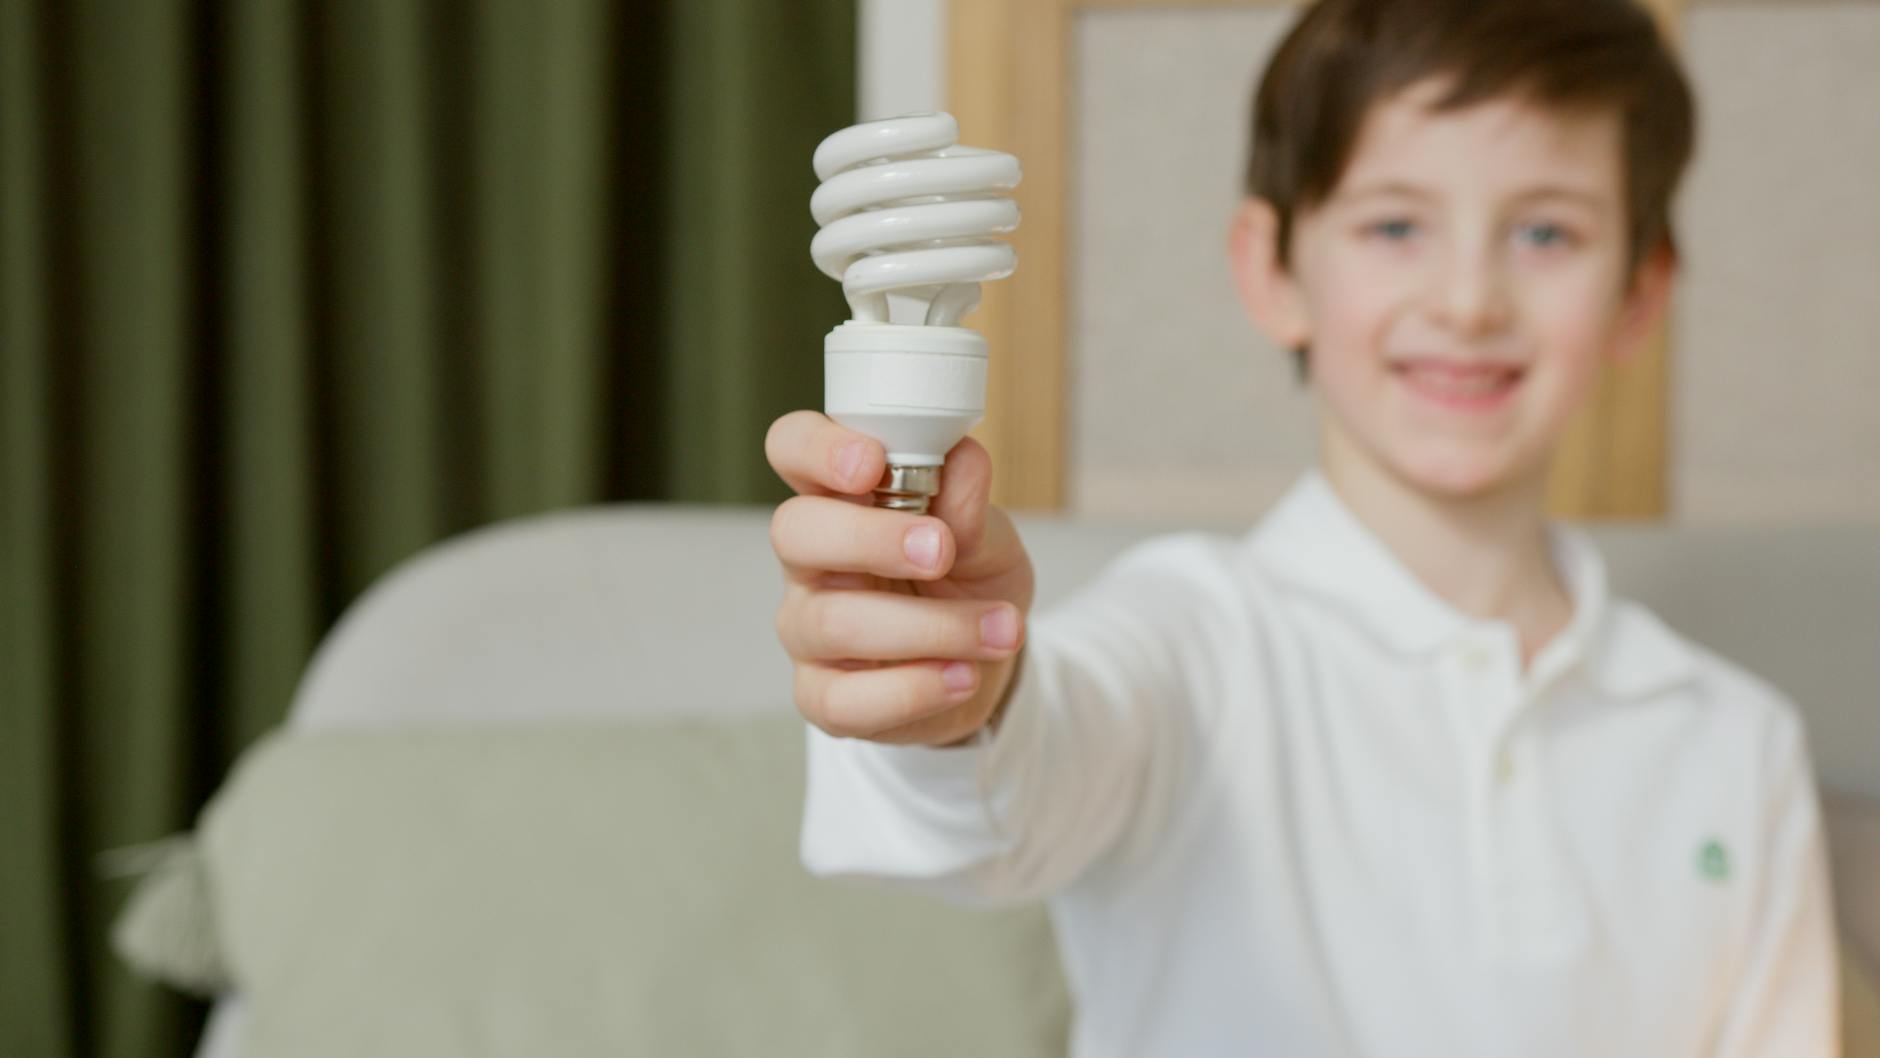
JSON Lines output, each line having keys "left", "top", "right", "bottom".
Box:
{"left": 1244, "top": 469, "right": 1697, "bottom": 700}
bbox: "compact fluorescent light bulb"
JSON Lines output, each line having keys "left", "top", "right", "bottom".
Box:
{"left": 810, "top": 111, "right": 1021, "bottom": 514}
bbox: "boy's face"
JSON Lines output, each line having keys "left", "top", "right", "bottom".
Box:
{"left": 1231, "top": 78, "right": 1672, "bottom": 502}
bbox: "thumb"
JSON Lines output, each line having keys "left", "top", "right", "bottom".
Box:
{"left": 929, "top": 437, "right": 1027, "bottom": 589}
{"left": 928, "top": 436, "right": 993, "bottom": 560}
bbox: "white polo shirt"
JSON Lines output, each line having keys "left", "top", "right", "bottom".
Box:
{"left": 801, "top": 469, "right": 1838, "bottom": 1057}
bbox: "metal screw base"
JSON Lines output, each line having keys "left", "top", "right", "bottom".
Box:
{"left": 873, "top": 464, "right": 941, "bottom": 514}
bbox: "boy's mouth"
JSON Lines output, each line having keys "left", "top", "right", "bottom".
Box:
{"left": 1389, "top": 358, "right": 1525, "bottom": 411}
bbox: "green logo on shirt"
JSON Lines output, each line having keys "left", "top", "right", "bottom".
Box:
{"left": 1697, "top": 838, "right": 1730, "bottom": 882}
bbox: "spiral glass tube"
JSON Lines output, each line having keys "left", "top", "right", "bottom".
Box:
{"left": 810, "top": 112, "right": 1021, "bottom": 514}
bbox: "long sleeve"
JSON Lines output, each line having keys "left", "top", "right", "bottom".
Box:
{"left": 1708, "top": 708, "right": 1841, "bottom": 1058}
{"left": 799, "top": 535, "right": 1228, "bottom": 907}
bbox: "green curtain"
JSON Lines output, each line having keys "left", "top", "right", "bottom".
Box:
{"left": 0, "top": 0, "right": 853, "bottom": 1053}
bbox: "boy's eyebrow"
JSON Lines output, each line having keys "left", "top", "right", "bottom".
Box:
{"left": 1506, "top": 185, "right": 1611, "bottom": 210}
{"left": 1332, "top": 180, "right": 1437, "bottom": 205}
{"left": 1332, "top": 180, "right": 1611, "bottom": 210}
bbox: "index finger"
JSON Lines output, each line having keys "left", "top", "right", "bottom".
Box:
{"left": 765, "top": 410, "right": 887, "bottom": 498}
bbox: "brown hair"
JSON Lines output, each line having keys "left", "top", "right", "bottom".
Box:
{"left": 1245, "top": 0, "right": 1696, "bottom": 377}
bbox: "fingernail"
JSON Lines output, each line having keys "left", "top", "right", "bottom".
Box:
{"left": 942, "top": 661, "right": 977, "bottom": 693}
{"left": 904, "top": 523, "right": 942, "bottom": 571}
{"left": 980, "top": 607, "right": 1018, "bottom": 651}
{"left": 833, "top": 441, "right": 867, "bottom": 488}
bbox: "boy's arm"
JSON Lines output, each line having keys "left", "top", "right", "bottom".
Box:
{"left": 1707, "top": 708, "right": 1841, "bottom": 1058}
{"left": 800, "top": 541, "right": 1200, "bottom": 907}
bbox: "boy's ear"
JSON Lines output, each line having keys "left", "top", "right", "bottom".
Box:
{"left": 1608, "top": 241, "right": 1677, "bottom": 365}
{"left": 1228, "top": 198, "right": 1312, "bottom": 350}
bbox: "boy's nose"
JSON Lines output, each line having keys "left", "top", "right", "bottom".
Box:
{"left": 1428, "top": 247, "right": 1513, "bottom": 339}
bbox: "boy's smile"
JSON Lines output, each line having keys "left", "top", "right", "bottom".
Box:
{"left": 1233, "top": 77, "right": 1673, "bottom": 502}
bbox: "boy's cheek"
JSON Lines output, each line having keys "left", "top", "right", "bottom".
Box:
{"left": 1522, "top": 274, "right": 1629, "bottom": 366}
{"left": 1309, "top": 267, "right": 1413, "bottom": 360}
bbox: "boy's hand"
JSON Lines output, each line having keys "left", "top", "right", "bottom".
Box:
{"left": 767, "top": 411, "right": 1035, "bottom": 747}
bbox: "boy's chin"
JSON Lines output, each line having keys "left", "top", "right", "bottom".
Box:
{"left": 1319, "top": 403, "right": 1556, "bottom": 506}
{"left": 1383, "top": 445, "right": 1547, "bottom": 504}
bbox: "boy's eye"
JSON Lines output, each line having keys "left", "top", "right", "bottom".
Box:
{"left": 1516, "top": 221, "right": 1576, "bottom": 249}
{"left": 1364, "top": 218, "right": 1418, "bottom": 242}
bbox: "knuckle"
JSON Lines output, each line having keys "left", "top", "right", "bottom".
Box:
{"left": 818, "top": 678, "right": 875, "bottom": 739}
{"left": 844, "top": 505, "right": 879, "bottom": 556}
{"left": 870, "top": 676, "right": 920, "bottom": 731}
{"left": 925, "top": 605, "right": 969, "bottom": 654}
{"left": 794, "top": 668, "right": 847, "bottom": 736}
{"left": 769, "top": 496, "right": 809, "bottom": 553}
{"left": 806, "top": 593, "right": 854, "bottom": 656}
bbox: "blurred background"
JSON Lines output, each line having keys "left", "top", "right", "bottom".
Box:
{"left": 4, "top": 0, "right": 1877, "bottom": 1054}
{"left": 1, "top": 1, "right": 851, "bottom": 1053}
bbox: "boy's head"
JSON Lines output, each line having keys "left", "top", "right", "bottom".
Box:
{"left": 1228, "top": 0, "right": 1695, "bottom": 502}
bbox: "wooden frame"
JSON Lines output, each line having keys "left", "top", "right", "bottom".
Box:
{"left": 952, "top": 0, "right": 1684, "bottom": 518}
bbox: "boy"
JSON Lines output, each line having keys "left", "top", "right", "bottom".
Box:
{"left": 765, "top": 0, "right": 1838, "bottom": 1053}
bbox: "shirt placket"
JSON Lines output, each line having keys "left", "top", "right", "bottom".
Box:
{"left": 1449, "top": 626, "right": 1586, "bottom": 962}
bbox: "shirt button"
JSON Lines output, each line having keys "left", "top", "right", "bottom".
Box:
{"left": 1461, "top": 643, "right": 1495, "bottom": 673}
{"left": 1496, "top": 750, "right": 1517, "bottom": 785}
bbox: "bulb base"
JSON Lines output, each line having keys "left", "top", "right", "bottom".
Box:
{"left": 825, "top": 322, "right": 986, "bottom": 472}
{"left": 874, "top": 464, "right": 941, "bottom": 515}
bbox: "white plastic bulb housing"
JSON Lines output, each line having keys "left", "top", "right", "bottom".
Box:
{"left": 809, "top": 112, "right": 1020, "bottom": 511}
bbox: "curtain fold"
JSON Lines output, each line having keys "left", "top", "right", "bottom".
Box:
{"left": 0, "top": 1, "right": 854, "bottom": 1053}
{"left": 666, "top": 0, "right": 848, "bottom": 501}
{"left": 2, "top": 6, "right": 74, "bottom": 1056}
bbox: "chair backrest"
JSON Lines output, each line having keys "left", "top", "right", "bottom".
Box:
{"left": 1588, "top": 521, "right": 1880, "bottom": 798}
{"left": 287, "top": 503, "right": 1880, "bottom": 798}
{"left": 287, "top": 506, "right": 802, "bottom": 728}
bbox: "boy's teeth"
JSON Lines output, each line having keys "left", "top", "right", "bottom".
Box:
{"left": 1400, "top": 364, "right": 1518, "bottom": 396}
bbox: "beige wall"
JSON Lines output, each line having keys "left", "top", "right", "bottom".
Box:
{"left": 1674, "top": 2, "right": 1880, "bottom": 523}
{"left": 1070, "top": 7, "right": 1300, "bottom": 524}
{"left": 1066, "top": 2, "right": 1880, "bottom": 525}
